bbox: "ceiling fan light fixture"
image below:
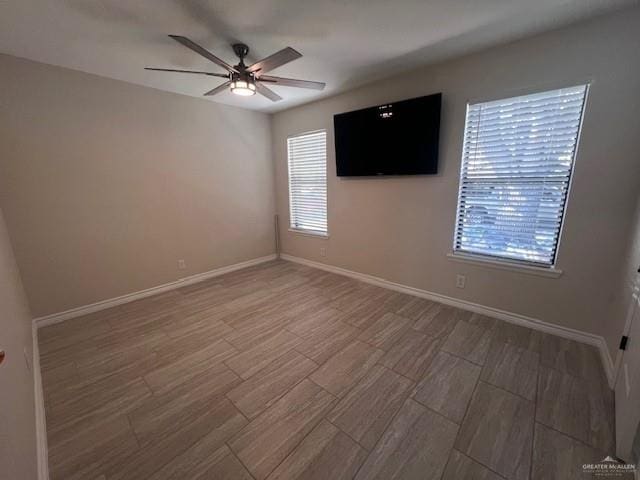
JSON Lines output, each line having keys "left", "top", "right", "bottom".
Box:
{"left": 230, "top": 79, "right": 256, "bottom": 96}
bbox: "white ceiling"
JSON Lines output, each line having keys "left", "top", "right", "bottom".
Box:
{"left": 0, "top": 0, "right": 636, "bottom": 113}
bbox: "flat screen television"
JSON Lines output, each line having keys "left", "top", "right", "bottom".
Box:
{"left": 334, "top": 93, "right": 441, "bottom": 176}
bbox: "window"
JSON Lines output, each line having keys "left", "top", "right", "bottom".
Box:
{"left": 287, "top": 130, "right": 328, "bottom": 235}
{"left": 453, "top": 85, "right": 588, "bottom": 267}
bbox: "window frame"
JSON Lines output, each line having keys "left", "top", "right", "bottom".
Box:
{"left": 286, "top": 129, "right": 329, "bottom": 238}
{"left": 451, "top": 84, "right": 589, "bottom": 272}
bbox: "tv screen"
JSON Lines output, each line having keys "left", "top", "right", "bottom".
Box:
{"left": 334, "top": 93, "right": 441, "bottom": 176}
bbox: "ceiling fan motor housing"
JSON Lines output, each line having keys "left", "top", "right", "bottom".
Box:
{"left": 231, "top": 70, "right": 255, "bottom": 83}
{"left": 233, "top": 43, "right": 250, "bottom": 64}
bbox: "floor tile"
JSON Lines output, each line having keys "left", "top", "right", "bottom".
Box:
{"left": 267, "top": 420, "right": 367, "bottom": 480}
{"left": 383, "top": 291, "right": 421, "bottom": 313}
{"left": 327, "top": 365, "right": 413, "bottom": 450}
{"left": 318, "top": 276, "right": 361, "bottom": 301}
{"left": 153, "top": 327, "right": 234, "bottom": 362}
{"left": 225, "top": 330, "right": 302, "bottom": 379}
{"left": 442, "top": 449, "right": 505, "bottom": 480}
{"left": 491, "top": 321, "right": 540, "bottom": 351}
{"left": 442, "top": 319, "right": 493, "bottom": 365}
{"left": 481, "top": 340, "right": 539, "bottom": 401}
{"left": 539, "top": 334, "right": 605, "bottom": 383}
{"left": 357, "top": 312, "right": 412, "bottom": 350}
{"left": 227, "top": 350, "right": 318, "bottom": 419}
{"left": 412, "top": 350, "right": 481, "bottom": 423}
{"left": 147, "top": 431, "right": 250, "bottom": 480}
{"left": 329, "top": 286, "right": 377, "bottom": 314}
{"left": 108, "top": 398, "right": 247, "bottom": 480}
{"left": 41, "top": 331, "right": 159, "bottom": 384}
{"left": 277, "top": 288, "right": 331, "bottom": 319}
{"left": 286, "top": 307, "right": 345, "bottom": 337}
{"left": 193, "top": 446, "right": 253, "bottom": 480}
{"left": 395, "top": 297, "right": 438, "bottom": 321}
{"left": 536, "top": 366, "right": 614, "bottom": 452}
{"left": 223, "top": 289, "right": 275, "bottom": 312}
{"left": 355, "top": 398, "right": 458, "bottom": 480}
{"left": 73, "top": 341, "right": 163, "bottom": 386}
{"left": 48, "top": 415, "right": 139, "bottom": 480}
{"left": 378, "top": 329, "right": 441, "bottom": 380}
{"left": 163, "top": 318, "right": 234, "bottom": 342}
{"left": 309, "top": 340, "right": 385, "bottom": 397}
{"left": 223, "top": 313, "right": 290, "bottom": 351}
{"left": 294, "top": 319, "right": 360, "bottom": 364}
{"left": 130, "top": 363, "right": 241, "bottom": 444}
{"left": 41, "top": 361, "right": 78, "bottom": 398}
{"left": 39, "top": 313, "right": 113, "bottom": 357}
{"left": 412, "top": 304, "right": 463, "bottom": 338}
{"left": 467, "top": 313, "right": 500, "bottom": 330}
{"left": 344, "top": 299, "right": 392, "bottom": 329}
{"left": 531, "top": 423, "right": 607, "bottom": 480}
{"left": 456, "top": 382, "right": 534, "bottom": 480}
{"left": 144, "top": 338, "right": 237, "bottom": 393}
{"left": 46, "top": 377, "right": 152, "bottom": 446}
{"left": 229, "top": 379, "right": 335, "bottom": 480}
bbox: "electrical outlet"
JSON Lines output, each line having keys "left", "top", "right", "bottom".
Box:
{"left": 456, "top": 274, "right": 466, "bottom": 289}
{"left": 320, "top": 247, "right": 326, "bottom": 257}
{"left": 178, "top": 259, "right": 186, "bottom": 270}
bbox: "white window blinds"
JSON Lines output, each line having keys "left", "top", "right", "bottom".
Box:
{"left": 288, "top": 130, "right": 328, "bottom": 234}
{"left": 454, "top": 85, "right": 588, "bottom": 266}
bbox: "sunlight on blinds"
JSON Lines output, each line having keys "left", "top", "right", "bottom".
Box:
{"left": 454, "top": 85, "right": 588, "bottom": 266}
{"left": 288, "top": 130, "right": 328, "bottom": 234}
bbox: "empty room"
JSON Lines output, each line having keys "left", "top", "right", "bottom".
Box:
{"left": 2, "top": 1, "right": 640, "bottom": 479}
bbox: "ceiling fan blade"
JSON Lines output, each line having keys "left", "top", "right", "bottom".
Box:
{"left": 169, "top": 35, "right": 238, "bottom": 74}
{"left": 258, "top": 75, "right": 325, "bottom": 90}
{"left": 203, "top": 81, "right": 231, "bottom": 97}
{"left": 145, "top": 67, "right": 228, "bottom": 78}
{"left": 246, "top": 47, "right": 302, "bottom": 74}
{"left": 256, "top": 83, "right": 282, "bottom": 102}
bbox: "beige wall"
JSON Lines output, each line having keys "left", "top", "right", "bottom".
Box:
{"left": 0, "top": 54, "right": 275, "bottom": 317}
{"left": 0, "top": 206, "right": 37, "bottom": 480}
{"left": 272, "top": 7, "right": 640, "bottom": 357}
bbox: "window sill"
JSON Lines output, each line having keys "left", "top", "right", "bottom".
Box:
{"left": 447, "top": 252, "right": 563, "bottom": 278}
{"left": 288, "top": 228, "right": 330, "bottom": 239}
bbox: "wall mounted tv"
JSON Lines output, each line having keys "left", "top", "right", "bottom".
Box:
{"left": 334, "top": 93, "right": 442, "bottom": 176}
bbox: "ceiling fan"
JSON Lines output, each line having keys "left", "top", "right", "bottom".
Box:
{"left": 145, "top": 35, "right": 325, "bottom": 102}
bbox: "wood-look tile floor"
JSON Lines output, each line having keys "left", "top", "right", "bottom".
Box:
{"left": 40, "top": 260, "right": 617, "bottom": 480}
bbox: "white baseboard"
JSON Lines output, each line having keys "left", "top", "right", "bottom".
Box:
{"left": 32, "top": 254, "right": 277, "bottom": 328}
{"left": 281, "top": 254, "right": 616, "bottom": 388}
{"left": 32, "top": 325, "right": 49, "bottom": 480}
